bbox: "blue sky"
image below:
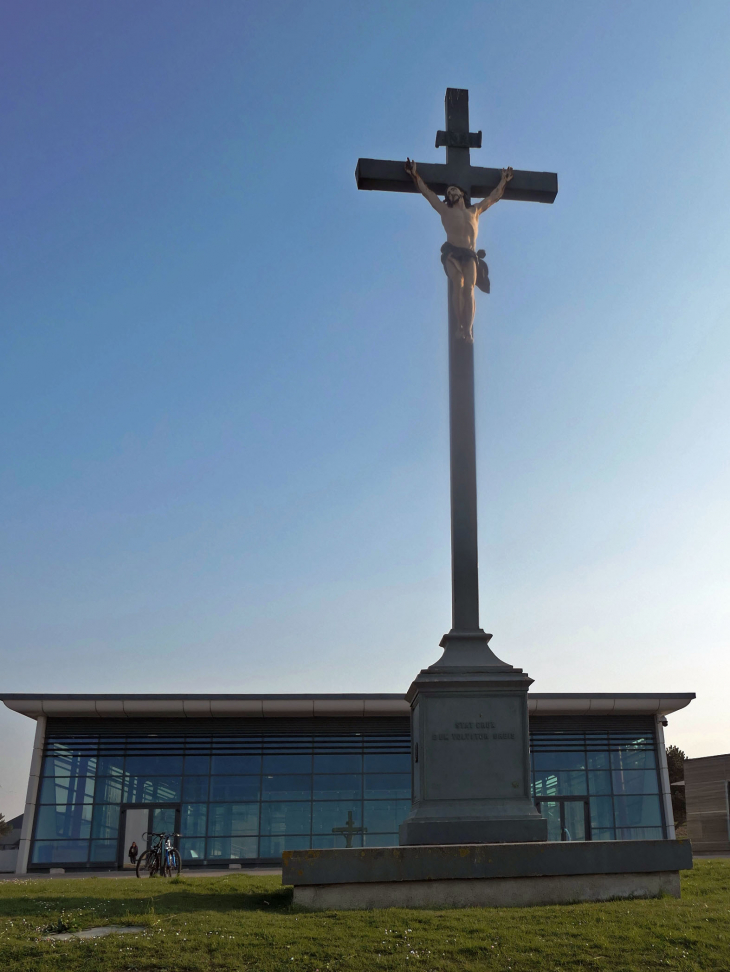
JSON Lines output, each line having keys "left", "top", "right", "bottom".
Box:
{"left": 2, "top": 0, "right": 729, "bottom": 814}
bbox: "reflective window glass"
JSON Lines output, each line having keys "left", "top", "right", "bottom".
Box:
{"left": 533, "top": 752, "right": 586, "bottom": 772}
{"left": 211, "top": 755, "right": 261, "bottom": 775}
{"left": 43, "top": 754, "right": 96, "bottom": 777}
{"left": 207, "top": 837, "right": 258, "bottom": 859}
{"left": 613, "top": 795, "right": 662, "bottom": 828}
{"left": 617, "top": 826, "right": 663, "bottom": 840}
{"left": 364, "top": 754, "right": 410, "bottom": 774}
{"left": 262, "top": 775, "right": 312, "bottom": 801}
{"left": 181, "top": 804, "right": 208, "bottom": 837}
{"left": 587, "top": 771, "right": 612, "bottom": 794}
{"left": 183, "top": 776, "right": 209, "bottom": 802}
{"left": 209, "top": 776, "right": 260, "bottom": 802}
{"left": 31, "top": 839, "right": 89, "bottom": 864}
{"left": 363, "top": 833, "right": 398, "bottom": 847}
{"left": 312, "top": 802, "right": 362, "bottom": 836}
{"left": 262, "top": 754, "right": 311, "bottom": 774}
{"left": 35, "top": 805, "right": 93, "bottom": 840}
{"left": 152, "top": 808, "right": 177, "bottom": 834}
{"left": 313, "top": 754, "right": 362, "bottom": 774}
{"left": 592, "top": 827, "right": 616, "bottom": 841}
{"left": 314, "top": 775, "right": 362, "bottom": 800}
{"left": 91, "top": 805, "right": 120, "bottom": 840}
{"left": 587, "top": 751, "right": 610, "bottom": 771}
{"left": 312, "top": 832, "right": 363, "bottom": 849}
{"left": 532, "top": 771, "right": 587, "bottom": 797}
{"left": 97, "top": 756, "right": 124, "bottom": 778}
{"left": 260, "top": 802, "right": 311, "bottom": 835}
{"left": 363, "top": 800, "right": 410, "bottom": 833}
{"left": 124, "top": 777, "right": 181, "bottom": 804}
{"left": 90, "top": 839, "right": 117, "bottom": 862}
{"left": 589, "top": 796, "right": 615, "bottom": 830}
{"left": 208, "top": 803, "right": 259, "bottom": 837}
{"left": 39, "top": 776, "right": 95, "bottom": 805}
{"left": 125, "top": 755, "right": 183, "bottom": 776}
{"left": 611, "top": 749, "right": 656, "bottom": 771}
{"left": 180, "top": 837, "right": 206, "bottom": 861}
{"left": 611, "top": 769, "right": 659, "bottom": 795}
{"left": 184, "top": 755, "right": 210, "bottom": 775}
{"left": 259, "top": 835, "right": 310, "bottom": 856}
{"left": 94, "top": 777, "right": 123, "bottom": 803}
{"left": 363, "top": 774, "right": 411, "bottom": 799}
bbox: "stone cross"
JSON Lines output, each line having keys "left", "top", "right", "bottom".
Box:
{"left": 356, "top": 88, "right": 557, "bottom": 664}
{"left": 332, "top": 810, "right": 367, "bottom": 848}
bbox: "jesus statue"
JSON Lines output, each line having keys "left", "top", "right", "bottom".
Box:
{"left": 405, "top": 159, "right": 514, "bottom": 342}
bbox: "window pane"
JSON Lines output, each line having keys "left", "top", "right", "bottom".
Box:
{"left": 184, "top": 755, "right": 210, "bottom": 775}
{"left": 262, "top": 755, "right": 311, "bottom": 774}
{"left": 314, "top": 775, "right": 362, "bottom": 800}
{"left": 43, "top": 754, "right": 96, "bottom": 777}
{"left": 94, "top": 777, "right": 123, "bottom": 803}
{"left": 207, "top": 837, "right": 258, "bottom": 859}
{"left": 312, "top": 833, "right": 363, "bottom": 849}
{"left": 39, "top": 776, "right": 95, "bottom": 805}
{"left": 180, "top": 837, "right": 206, "bottom": 860}
{"left": 35, "top": 805, "right": 92, "bottom": 840}
{"left": 208, "top": 803, "right": 259, "bottom": 837}
{"left": 90, "top": 839, "right": 117, "bottom": 862}
{"left": 587, "top": 771, "right": 612, "bottom": 794}
{"left": 209, "top": 776, "right": 260, "bottom": 802}
{"left": 611, "top": 769, "right": 659, "bottom": 795}
{"left": 363, "top": 833, "right": 398, "bottom": 847}
{"left": 125, "top": 755, "right": 184, "bottom": 776}
{"left": 586, "top": 751, "right": 610, "bottom": 771}
{"left": 613, "top": 795, "right": 662, "bottom": 828}
{"left": 260, "top": 802, "right": 311, "bottom": 835}
{"left": 91, "top": 805, "right": 120, "bottom": 840}
{"left": 611, "top": 749, "right": 656, "bottom": 771}
{"left": 592, "top": 827, "right": 616, "bottom": 841}
{"left": 31, "top": 839, "right": 89, "bottom": 863}
{"left": 183, "top": 776, "right": 209, "bottom": 802}
{"left": 589, "top": 796, "right": 615, "bottom": 830}
{"left": 532, "top": 771, "right": 587, "bottom": 797}
{"left": 181, "top": 804, "right": 208, "bottom": 837}
{"left": 313, "top": 754, "right": 362, "bottom": 774}
{"left": 211, "top": 755, "right": 261, "bottom": 775}
{"left": 533, "top": 752, "right": 586, "bottom": 772}
{"left": 364, "top": 774, "right": 411, "bottom": 799}
{"left": 124, "top": 777, "right": 181, "bottom": 803}
{"left": 364, "top": 754, "right": 410, "bottom": 774}
{"left": 262, "top": 775, "right": 312, "bottom": 801}
{"left": 97, "top": 756, "right": 124, "bottom": 778}
{"left": 312, "top": 802, "right": 362, "bottom": 836}
{"left": 363, "top": 800, "right": 410, "bottom": 833}
{"left": 617, "top": 826, "right": 663, "bottom": 840}
{"left": 259, "top": 835, "right": 310, "bottom": 857}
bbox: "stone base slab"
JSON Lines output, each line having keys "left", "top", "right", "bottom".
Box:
{"left": 283, "top": 839, "right": 692, "bottom": 910}
{"left": 293, "top": 870, "right": 680, "bottom": 910}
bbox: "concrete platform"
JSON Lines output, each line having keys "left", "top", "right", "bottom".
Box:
{"left": 282, "top": 840, "right": 693, "bottom": 910}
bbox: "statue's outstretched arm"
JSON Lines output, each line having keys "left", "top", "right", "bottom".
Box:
{"left": 405, "top": 158, "right": 446, "bottom": 214}
{"left": 473, "top": 167, "right": 514, "bottom": 215}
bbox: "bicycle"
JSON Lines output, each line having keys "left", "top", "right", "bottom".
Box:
{"left": 135, "top": 831, "right": 182, "bottom": 878}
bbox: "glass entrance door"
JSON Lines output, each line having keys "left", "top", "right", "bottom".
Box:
{"left": 119, "top": 805, "right": 180, "bottom": 868}
{"left": 536, "top": 798, "right": 590, "bottom": 841}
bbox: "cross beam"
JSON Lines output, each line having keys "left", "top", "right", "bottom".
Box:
{"left": 355, "top": 89, "right": 557, "bottom": 653}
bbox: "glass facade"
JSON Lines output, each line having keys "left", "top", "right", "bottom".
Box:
{"left": 30, "top": 715, "right": 666, "bottom": 867}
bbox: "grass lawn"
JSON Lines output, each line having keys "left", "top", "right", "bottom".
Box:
{"left": 1, "top": 859, "right": 729, "bottom": 971}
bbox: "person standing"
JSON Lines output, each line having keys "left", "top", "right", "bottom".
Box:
{"left": 128, "top": 840, "right": 138, "bottom": 866}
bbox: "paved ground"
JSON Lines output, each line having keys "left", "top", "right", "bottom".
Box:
{"left": 0, "top": 867, "right": 282, "bottom": 882}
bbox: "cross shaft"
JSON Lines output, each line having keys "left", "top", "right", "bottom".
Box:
{"left": 356, "top": 89, "right": 557, "bottom": 657}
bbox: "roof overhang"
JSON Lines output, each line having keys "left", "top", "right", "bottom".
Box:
{"left": 1, "top": 692, "right": 695, "bottom": 720}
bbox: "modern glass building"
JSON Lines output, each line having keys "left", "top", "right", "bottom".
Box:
{"left": 2, "top": 692, "right": 693, "bottom": 873}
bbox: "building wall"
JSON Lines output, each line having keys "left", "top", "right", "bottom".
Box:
{"left": 25, "top": 714, "right": 667, "bottom": 869}
{"left": 686, "top": 754, "right": 730, "bottom": 855}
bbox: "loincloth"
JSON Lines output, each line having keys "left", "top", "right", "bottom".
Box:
{"left": 440, "top": 242, "right": 490, "bottom": 294}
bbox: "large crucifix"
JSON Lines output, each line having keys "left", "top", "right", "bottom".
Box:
{"left": 356, "top": 89, "right": 557, "bottom": 663}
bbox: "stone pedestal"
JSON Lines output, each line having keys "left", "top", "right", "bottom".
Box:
{"left": 399, "top": 631, "right": 547, "bottom": 845}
